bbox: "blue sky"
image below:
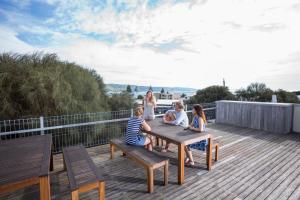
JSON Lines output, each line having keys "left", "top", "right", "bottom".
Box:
{"left": 0, "top": 0, "right": 300, "bottom": 91}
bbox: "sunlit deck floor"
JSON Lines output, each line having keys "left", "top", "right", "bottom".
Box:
{"left": 2, "top": 123, "right": 300, "bottom": 200}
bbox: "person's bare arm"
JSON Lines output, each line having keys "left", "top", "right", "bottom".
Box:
{"left": 141, "top": 120, "right": 151, "bottom": 131}
{"left": 190, "top": 117, "right": 203, "bottom": 132}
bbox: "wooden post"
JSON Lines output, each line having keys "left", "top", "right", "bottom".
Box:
{"left": 99, "top": 181, "right": 105, "bottom": 200}
{"left": 71, "top": 190, "right": 79, "bottom": 200}
{"left": 147, "top": 167, "right": 154, "bottom": 193}
{"left": 178, "top": 143, "right": 185, "bottom": 185}
{"left": 164, "top": 160, "right": 169, "bottom": 186}
{"left": 39, "top": 176, "right": 50, "bottom": 200}
{"left": 110, "top": 143, "right": 114, "bottom": 159}
{"left": 207, "top": 138, "right": 212, "bottom": 171}
{"left": 215, "top": 144, "right": 219, "bottom": 161}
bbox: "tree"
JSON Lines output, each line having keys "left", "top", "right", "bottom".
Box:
{"left": 235, "top": 82, "right": 273, "bottom": 102}
{"left": 0, "top": 52, "right": 135, "bottom": 119}
{"left": 126, "top": 85, "right": 132, "bottom": 93}
{"left": 181, "top": 93, "right": 187, "bottom": 98}
{"left": 189, "top": 85, "right": 235, "bottom": 104}
{"left": 161, "top": 88, "right": 165, "bottom": 93}
{"left": 108, "top": 91, "right": 134, "bottom": 111}
{"left": 134, "top": 86, "right": 138, "bottom": 92}
{"left": 276, "top": 89, "right": 299, "bottom": 103}
{"left": 137, "top": 95, "right": 144, "bottom": 100}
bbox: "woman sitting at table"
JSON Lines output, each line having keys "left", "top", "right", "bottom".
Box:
{"left": 125, "top": 106, "right": 153, "bottom": 151}
{"left": 185, "top": 104, "right": 207, "bottom": 166}
{"left": 161, "top": 101, "right": 189, "bottom": 152}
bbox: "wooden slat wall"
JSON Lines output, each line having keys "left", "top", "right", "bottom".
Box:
{"left": 216, "top": 100, "right": 294, "bottom": 133}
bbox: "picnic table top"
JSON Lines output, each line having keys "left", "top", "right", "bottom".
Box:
{"left": 145, "top": 119, "right": 212, "bottom": 145}
{"left": 0, "top": 134, "right": 52, "bottom": 186}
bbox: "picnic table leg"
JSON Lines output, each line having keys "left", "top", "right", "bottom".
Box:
{"left": 110, "top": 143, "right": 114, "bottom": 159}
{"left": 50, "top": 150, "right": 54, "bottom": 171}
{"left": 39, "top": 175, "right": 50, "bottom": 200}
{"left": 207, "top": 138, "right": 212, "bottom": 171}
{"left": 99, "top": 181, "right": 105, "bottom": 200}
{"left": 178, "top": 143, "right": 185, "bottom": 185}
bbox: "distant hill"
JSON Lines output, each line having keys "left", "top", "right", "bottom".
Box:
{"left": 106, "top": 84, "right": 197, "bottom": 96}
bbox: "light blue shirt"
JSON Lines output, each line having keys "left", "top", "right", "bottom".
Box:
{"left": 166, "top": 110, "right": 189, "bottom": 128}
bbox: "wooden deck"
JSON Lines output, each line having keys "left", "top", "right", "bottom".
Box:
{"left": 1, "top": 123, "right": 300, "bottom": 200}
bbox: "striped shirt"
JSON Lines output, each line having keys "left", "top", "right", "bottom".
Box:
{"left": 125, "top": 117, "right": 144, "bottom": 144}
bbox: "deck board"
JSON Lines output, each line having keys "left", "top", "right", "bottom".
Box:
{"left": 1, "top": 123, "right": 300, "bottom": 200}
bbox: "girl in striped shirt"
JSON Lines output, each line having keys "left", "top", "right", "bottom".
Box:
{"left": 125, "top": 106, "right": 153, "bottom": 151}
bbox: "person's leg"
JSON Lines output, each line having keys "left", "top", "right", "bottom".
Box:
{"left": 185, "top": 146, "right": 194, "bottom": 166}
{"left": 144, "top": 137, "right": 153, "bottom": 151}
{"left": 162, "top": 141, "right": 170, "bottom": 152}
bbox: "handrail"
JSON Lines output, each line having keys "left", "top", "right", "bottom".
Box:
{"left": 0, "top": 107, "right": 216, "bottom": 136}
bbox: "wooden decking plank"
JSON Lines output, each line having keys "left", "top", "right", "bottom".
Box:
{"left": 242, "top": 142, "right": 300, "bottom": 200}
{"left": 168, "top": 131, "right": 282, "bottom": 200}
{"left": 207, "top": 139, "right": 300, "bottom": 200}
{"left": 183, "top": 131, "right": 290, "bottom": 198}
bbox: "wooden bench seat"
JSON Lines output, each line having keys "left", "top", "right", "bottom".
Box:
{"left": 63, "top": 146, "right": 105, "bottom": 200}
{"left": 110, "top": 138, "right": 169, "bottom": 193}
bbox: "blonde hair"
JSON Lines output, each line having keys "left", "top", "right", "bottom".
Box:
{"left": 175, "top": 101, "right": 184, "bottom": 110}
{"left": 145, "top": 90, "right": 156, "bottom": 105}
{"left": 134, "top": 106, "right": 144, "bottom": 116}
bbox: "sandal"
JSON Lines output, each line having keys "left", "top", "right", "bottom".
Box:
{"left": 185, "top": 158, "right": 190, "bottom": 164}
{"left": 185, "top": 160, "right": 195, "bottom": 167}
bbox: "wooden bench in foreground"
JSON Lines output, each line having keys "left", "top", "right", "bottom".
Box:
{"left": 63, "top": 146, "right": 105, "bottom": 200}
{"left": 110, "top": 138, "right": 169, "bottom": 193}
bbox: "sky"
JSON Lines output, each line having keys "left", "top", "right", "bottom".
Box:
{"left": 0, "top": 0, "right": 300, "bottom": 91}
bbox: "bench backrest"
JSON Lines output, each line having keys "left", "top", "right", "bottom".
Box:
{"left": 63, "top": 146, "right": 104, "bottom": 190}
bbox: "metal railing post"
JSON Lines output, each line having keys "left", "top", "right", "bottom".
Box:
{"left": 130, "top": 108, "right": 134, "bottom": 117}
{"left": 40, "top": 116, "right": 44, "bottom": 135}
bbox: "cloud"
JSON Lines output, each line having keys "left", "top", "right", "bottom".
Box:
{"left": 1, "top": 0, "right": 300, "bottom": 91}
{"left": 252, "top": 23, "right": 286, "bottom": 32}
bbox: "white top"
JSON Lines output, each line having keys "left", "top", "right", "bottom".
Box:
{"left": 143, "top": 100, "right": 156, "bottom": 120}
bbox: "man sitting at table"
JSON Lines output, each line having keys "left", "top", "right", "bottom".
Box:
{"left": 161, "top": 101, "right": 189, "bottom": 152}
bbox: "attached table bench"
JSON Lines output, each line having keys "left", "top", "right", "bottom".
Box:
{"left": 63, "top": 146, "right": 105, "bottom": 200}
{"left": 110, "top": 138, "right": 169, "bottom": 193}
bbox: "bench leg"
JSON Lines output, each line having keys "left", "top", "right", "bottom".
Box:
{"left": 110, "top": 143, "right": 115, "bottom": 159}
{"left": 215, "top": 144, "right": 219, "bottom": 161}
{"left": 71, "top": 190, "right": 79, "bottom": 200}
{"left": 164, "top": 161, "right": 169, "bottom": 186}
{"left": 98, "top": 181, "right": 105, "bottom": 200}
{"left": 147, "top": 167, "right": 154, "bottom": 193}
{"left": 156, "top": 137, "right": 160, "bottom": 146}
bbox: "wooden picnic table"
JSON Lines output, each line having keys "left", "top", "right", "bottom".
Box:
{"left": 145, "top": 119, "right": 212, "bottom": 185}
{"left": 0, "top": 134, "right": 53, "bottom": 200}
